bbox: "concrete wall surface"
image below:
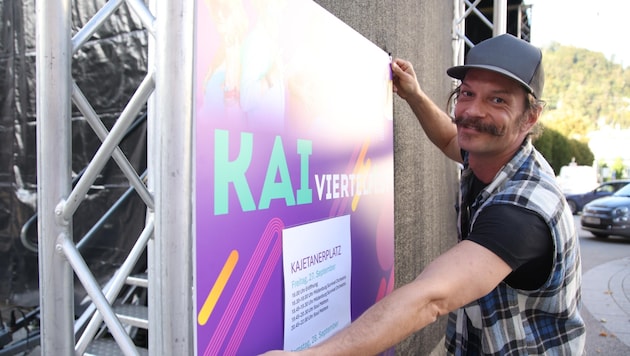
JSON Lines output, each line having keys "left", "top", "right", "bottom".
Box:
{"left": 315, "top": 1, "right": 460, "bottom": 355}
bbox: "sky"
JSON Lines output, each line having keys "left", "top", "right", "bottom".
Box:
{"left": 525, "top": 0, "right": 630, "bottom": 67}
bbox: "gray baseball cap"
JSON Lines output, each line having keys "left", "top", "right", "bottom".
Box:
{"left": 447, "top": 34, "right": 544, "bottom": 99}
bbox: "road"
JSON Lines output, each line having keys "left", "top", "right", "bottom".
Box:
{"left": 575, "top": 214, "right": 630, "bottom": 355}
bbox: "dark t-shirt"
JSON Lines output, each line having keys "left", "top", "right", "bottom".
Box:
{"left": 467, "top": 204, "right": 554, "bottom": 290}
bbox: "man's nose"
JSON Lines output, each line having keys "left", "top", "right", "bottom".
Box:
{"left": 458, "top": 99, "right": 485, "bottom": 118}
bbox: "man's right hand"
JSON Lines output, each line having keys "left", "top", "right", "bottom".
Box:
{"left": 391, "top": 58, "right": 421, "bottom": 101}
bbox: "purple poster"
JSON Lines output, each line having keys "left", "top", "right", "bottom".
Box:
{"left": 194, "top": 0, "right": 394, "bottom": 354}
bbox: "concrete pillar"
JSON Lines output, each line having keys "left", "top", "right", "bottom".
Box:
{"left": 316, "top": 1, "right": 459, "bottom": 354}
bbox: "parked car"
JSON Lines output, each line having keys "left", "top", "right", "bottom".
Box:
{"left": 564, "top": 180, "right": 630, "bottom": 214}
{"left": 581, "top": 182, "right": 630, "bottom": 238}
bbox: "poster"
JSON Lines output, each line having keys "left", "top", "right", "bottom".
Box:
{"left": 282, "top": 215, "right": 352, "bottom": 351}
{"left": 194, "top": 0, "right": 394, "bottom": 354}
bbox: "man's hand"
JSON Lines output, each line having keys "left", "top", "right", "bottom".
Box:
{"left": 258, "top": 351, "right": 295, "bottom": 356}
{"left": 391, "top": 58, "right": 421, "bottom": 101}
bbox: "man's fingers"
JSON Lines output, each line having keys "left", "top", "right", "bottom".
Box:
{"left": 391, "top": 59, "right": 415, "bottom": 80}
{"left": 391, "top": 59, "right": 404, "bottom": 73}
{"left": 392, "top": 58, "right": 411, "bottom": 72}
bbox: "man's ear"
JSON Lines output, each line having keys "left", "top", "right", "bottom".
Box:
{"left": 521, "top": 105, "right": 541, "bottom": 133}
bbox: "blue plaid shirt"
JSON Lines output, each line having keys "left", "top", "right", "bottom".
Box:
{"left": 446, "top": 140, "right": 585, "bottom": 355}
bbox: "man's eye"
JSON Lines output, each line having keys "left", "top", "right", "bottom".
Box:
{"left": 491, "top": 97, "right": 505, "bottom": 104}
{"left": 460, "top": 91, "right": 473, "bottom": 97}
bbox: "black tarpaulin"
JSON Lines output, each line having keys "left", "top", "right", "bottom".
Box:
{"left": 0, "top": 0, "right": 149, "bottom": 317}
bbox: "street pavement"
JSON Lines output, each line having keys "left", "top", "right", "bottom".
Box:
{"left": 576, "top": 214, "right": 630, "bottom": 355}
{"left": 582, "top": 256, "right": 630, "bottom": 352}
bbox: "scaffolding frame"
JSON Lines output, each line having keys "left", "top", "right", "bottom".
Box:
{"left": 36, "top": 0, "right": 195, "bottom": 354}
{"left": 452, "top": 0, "right": 508, "bottom": 68}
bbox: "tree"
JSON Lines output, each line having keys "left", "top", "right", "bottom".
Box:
{"left": 541, "top": 43, "right": 630, "bottom": 138}
{"left": 533, "top": 125, "right": 594, "bottom": 175}
{"left": 612, "top": 157, "right": 626, "bottom": 179}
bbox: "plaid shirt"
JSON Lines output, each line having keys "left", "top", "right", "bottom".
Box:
{"left": 446, "top": 140, "right": 585, "bottom": 355}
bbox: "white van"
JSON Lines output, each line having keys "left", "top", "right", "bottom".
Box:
{"left": 556, "top": 165, "right": 599, "bottom": 194}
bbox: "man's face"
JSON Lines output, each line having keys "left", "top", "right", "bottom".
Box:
{"left": 453, "top": 69, "right": 534, "bottom": 158}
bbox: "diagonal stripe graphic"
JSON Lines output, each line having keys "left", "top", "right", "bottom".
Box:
{"left": 198, "top": 249, "right": 239, "bottom": 326}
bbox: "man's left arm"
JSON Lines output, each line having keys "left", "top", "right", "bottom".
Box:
{"left": 260, "top": 240, "right": 512, "bottom": 356}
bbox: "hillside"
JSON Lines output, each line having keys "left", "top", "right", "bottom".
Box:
{"left": 540, "top": 43, "right": 630, "bottom": 140}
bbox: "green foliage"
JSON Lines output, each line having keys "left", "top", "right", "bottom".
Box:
{"left": 533, "top": 44, "right": 627, "bottom": 174}
{"left": 568, "top": 139, "right": 595, "bottom": 166}
{"left": 540, "top": 43, "right": 630, "bottom": 140}
{"left": 533, "top": 125, "right": 594, "bottom": 175}
{"left": 612, "top": 157, "right": 626, "bottom": 179}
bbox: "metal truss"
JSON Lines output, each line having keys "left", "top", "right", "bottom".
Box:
{"left": 36, "top": 0, "right": 194, "bottom": 354}
{"left": 453, "top": 0, "right": 533, "bottom": 67}
{"left": 453, "top": 0, "right": 507, "bottom": 67}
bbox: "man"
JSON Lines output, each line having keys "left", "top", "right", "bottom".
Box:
{"left": 262, "top": 34, "right": 585, "bottom": 355}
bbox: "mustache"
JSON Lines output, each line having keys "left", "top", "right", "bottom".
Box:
{"left": 452, "top": 116, "right": 505, "bottom": 137}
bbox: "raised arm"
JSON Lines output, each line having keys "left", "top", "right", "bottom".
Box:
{"left": 260, "top": 241, "right": 512, "bottom": 356}
{"left": 391, "top": 58, "right": 462, "bottom": 163}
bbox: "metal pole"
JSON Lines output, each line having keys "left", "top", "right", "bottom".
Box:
{"left": 36, "top": 0, "right": 74, "bottom": 353}
{"left": 453, "top": 0, "right": 466, "bottom": 66}
{"left": 493, "top": 0, "right": 508, "bottom": 36}
{"left": 150, "top": 0, "right": 195, "bottom": 353}
{"left": 146, "top": 0, "right": 158, "bottom": 352}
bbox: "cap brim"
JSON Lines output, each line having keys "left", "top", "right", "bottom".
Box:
{"left": 447, "top": 64, "right": 535, "bottom": 96}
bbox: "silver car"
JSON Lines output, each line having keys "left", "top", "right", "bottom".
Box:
{"left": 581, "top": 183, "right": 630, "bottom": 238}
